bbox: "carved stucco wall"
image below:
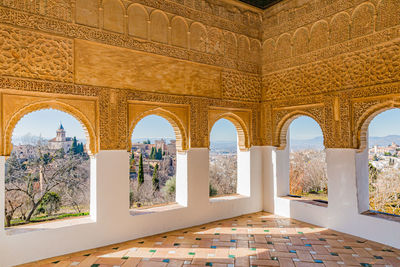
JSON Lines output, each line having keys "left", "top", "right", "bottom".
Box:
{"left": 0, "top": 0, "right": 263, "bottom": 155}
{"left": 0, "top": 0, "right": 399, "bottom": 155}
{"left": 261, "top": 0, "right": 400, "bottom": 149}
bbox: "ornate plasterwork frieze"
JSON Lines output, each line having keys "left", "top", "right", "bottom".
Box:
{"left": 263, "top": 39, "right": 400, "bottom": 101}
{"left": 0, "top": 76, "right": 260, "bottom": 153}
{"left": 0, "top": 8, "right": 260, "bottom": 74}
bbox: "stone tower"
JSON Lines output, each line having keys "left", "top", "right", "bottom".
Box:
{"left": 56, "top": 123, "right": 66, "bottom": 142}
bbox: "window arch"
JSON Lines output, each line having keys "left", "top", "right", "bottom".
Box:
{"left": 208, "top": 112, "right": 250, "bottom": 151}
{"left": 365, "top": 108, "right": 400, "bottom": 216}
{"left": 130, "top": 115, "right": 178, "bottom": 209}
{"left": 286, "top": 116, "right": 328, "bottom": 202}
{"left": 209, "top": 118, "right": 238, "bottom": 197}
{"left": 129, "top": 108, "right": 188, "bottom": 152}
{"left": 4, "top": 109, "right": 91, "bottom": 227}
{"left": 3, "top": 100, "right": 98, "bottom": 156}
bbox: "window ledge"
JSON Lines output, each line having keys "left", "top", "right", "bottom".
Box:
{"left": 361, "top": 210, "right": 400, "bottom": 223}
{"left": 210, "top": 194, "right": 248, "bottom": 203}
{"left": 5, "top": 216, "right": 94, "bottom": 235}
{"left": 130, "top": 203, "right": 185, "bottom": 216}
{"left": 280, "top": 196, "right": 328, "bottom": 208}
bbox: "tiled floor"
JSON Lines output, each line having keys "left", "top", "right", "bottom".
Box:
{"left": 19, "top": 212, "right": 400, "bottom": 267}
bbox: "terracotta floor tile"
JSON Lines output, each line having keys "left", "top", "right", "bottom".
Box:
{"left": 19, "top": 212, "right": 399, "bottom": 267}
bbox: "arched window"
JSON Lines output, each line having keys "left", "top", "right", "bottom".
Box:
{"left": 130, "top": 115, "right": 177, "bottom": 208}
{"left": 368, "top": 109, "right": 400, "bottom": 216}
{"left": 209, "top": 119, "right": 238, "bottom": 197}
{"left": 4, "top": 110, "right": 90, "bottom": 228}
{"left": 289, "top": 116, "right": 327, "bottom": 202}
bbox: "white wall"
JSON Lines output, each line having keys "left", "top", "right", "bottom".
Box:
{"left": 2, "top": 140, "right": 400, "bottom": 266}
{"left": 0, "top": 147, "right": 263, "bottom": 267}
{"left": 262, "top": 146, "right": 400, "bottom": 249}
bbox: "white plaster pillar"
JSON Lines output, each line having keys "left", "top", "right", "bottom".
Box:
{"left": 175, "top": 151, "right": 188, "bottom": 206}
{"left": 89, "top": 155, "right": 97, "bottom": 221}
{"left": 262, "top": 146, "right": 276, "bottom": 213}
{"left": 355, "top": 147, "right": 370, "bottom": 213}
{"left": 275, "top": 142, "right": 290, "bottom": 197}
{"left": 186, "top": 148, "right": 209, "bottom": 208}
{"left": 237, "top": 149, "right": 250, "bottom": 196}
{"left": 0, "top": 156, "right": 5, "bottom": 233}
{"left": 94, "top": 151, "right": 130, "bottom": 224}
{"left": 326, "top": 149, "right": 359, "bottom": 225}
{"left": 248, "top": 146, "right": 263, "bottom": 209}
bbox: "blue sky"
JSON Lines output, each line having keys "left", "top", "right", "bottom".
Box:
{"left": 132, "top": 116, "right": 238, "bottom": 142}
{"left": 368, "top": 109, "right": 400, "bottom": 137}
{"left": 289, "top": 116, "right": 323, "bottom": 140}
{"left": 12, "top": 110, "right": 87, "bottom": 143}
{"left": 11, "top": 109, "right": 400, "bottom": 144}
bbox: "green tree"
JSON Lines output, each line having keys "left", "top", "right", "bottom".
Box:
{"left": 78, "top": 143, "right": 84, "bottom": 154}
{"left": 138, "top": 153, "right": 144, "bottom": 185}
{"left": 70, "top": 137, "right": 78, "bottom": 154}
{"left": 209, "top": 184, "right": 218, "bottom": 197}
{"left": 162, "top": 176, "right": 176, "bottom": 196}
{"left": 156, "top": 148, "right": 163, "bottom": 160}
{"left": 152, "top": 164, "right": 159, "bottom": 191}
{"left": 369, "top": 163, "right": 378, "bottom": 184}
{"left": 129, "top": 153, "right": 136, "bottom": 174}
{"left": 56, "top": 148, "right": 65, "bottom": 159}
{"left": 150, "top": 147, "right": 156, "bottom": 159}
{"left": 37, "top": 192, "right": 61, "bottom": 216}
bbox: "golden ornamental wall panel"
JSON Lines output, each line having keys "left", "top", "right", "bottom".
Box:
{"left": 127, "top": 4, "right": 149, "bottom": 39}
{"left": 376, "top": 0, "right": 400, "bottom": 31}
{"left": 150, "top": 10, "right": 169, "bottom": 44}
{"left": 271, "top": 103, "right": 326, "bottom": 149}
{"left": 0, "top": 24, "right": 73, "bottom": 83}
{"left": 0, "top": 6, "right": 260, "bottom": 75}
{"left": 352, "top": 94, "right": 400, "bottom": 151}
{"left": 2, "top": 0, "right": 72, "bottom": 21}
{"left": 171, "top": 16, "right": 188, "bottom": 48}
{"left": 0, "top": 0, "right": 261, "bottom": 39}
{"left": 263, "top": 40, "right": 400, "bottom": 100}
{"left": 103, "top": 0, "right": 125, "bottom": 34}
{"left": 208, "top": 107, "right": 252, "bottom": 151}
{"left": 330, "top": 12, "right": 350, "bottom": 45}
{"left": 74, "top": 39, "right": 222, "bottom": 98}
{"left": 292, "top": 27, "right": 309, "bottom": 56}
{"left": 224, "top": 31, "right": 237, "bottom": 60}
{"left": 309, "top": 20, "right": 329, "bottom": 52}
{"left": 351, "top": 3, "right": 375, "bottom": 39}
{"left": 221, "top": 71, "right": 261, "bottom": 101}
{"left": 75, "top": 0, "right": 99, "bottom": 27}
{"left": 190, "top": 22, "right": 207, "bottom": 52}
{"left": 128, "top": 101, "right": 190, "bottom": 151}
{"left": 0, "top": 91, "right": 99, "bottom": 156}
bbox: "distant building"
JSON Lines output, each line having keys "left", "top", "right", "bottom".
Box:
{"left": 48, "top": 124, "right": 73, "bottom": 152}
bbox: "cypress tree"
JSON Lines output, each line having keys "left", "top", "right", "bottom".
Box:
{"left": 152, "top": 163, "right": 159, "bottom": 191}
{"left": 129, "top": 153, "right": 135, "bottom": 173}
{"left": 138, "top": 153, "right": 144, "bottom": 185}
{"left": 156, "top": 148, "right": 162, "bottom": 160}
{"left": 150, "top": 147, "right": 155, "bottom": 159}
{"left": 71, "top": 137, "right": 78, "bottom": 154}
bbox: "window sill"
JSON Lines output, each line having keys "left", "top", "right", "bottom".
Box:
{"left": 361, "top": 210, "right": 400, "bottom": 223}
{"left": 280, "top": 195, "right": 328, "bottom": 208}
{"left": 210, "top": 194, "right": 248, "bottom": 203}
{"left": 129, "top": 202, "right": 185, "bottom": 216}
{"left": 5, "top": 216, "right": 94, "bottom": 235}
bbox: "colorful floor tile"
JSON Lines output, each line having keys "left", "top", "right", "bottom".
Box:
{"left": 17, "top": 212, "right": 400, "bottom": 267}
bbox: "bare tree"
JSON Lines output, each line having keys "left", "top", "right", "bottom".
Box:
{"left": 5, "top": 143, "right": 89, "bottom": 223}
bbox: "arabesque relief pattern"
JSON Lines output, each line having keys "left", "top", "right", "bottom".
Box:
{"left": 1, "top": 0, "right": 400, "bottom": 154}
{"left": 262, "top": 0, "right": 400, "bottom": 149}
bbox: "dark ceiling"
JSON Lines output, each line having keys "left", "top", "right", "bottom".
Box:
{"left": 238, "top": 0, "right": 282, "bottom": 9}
